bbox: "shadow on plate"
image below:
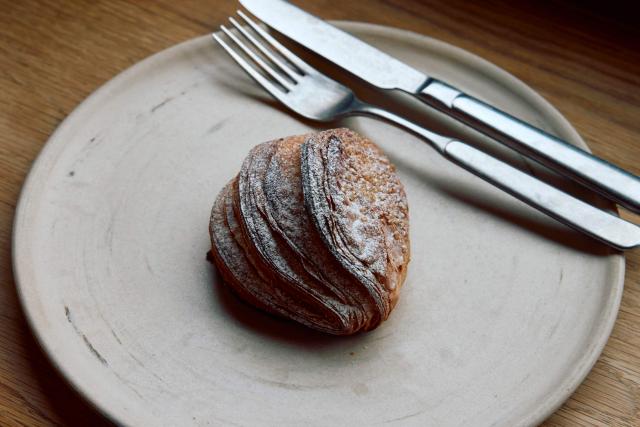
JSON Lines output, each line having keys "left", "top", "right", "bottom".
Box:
{"left": 383, "top": 144, "right": 614, "bottom": 256}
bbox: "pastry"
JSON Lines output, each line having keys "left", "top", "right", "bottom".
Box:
{"left": 209, "top": 128, "right": 410, "bottom": 334}
{"left": 301, "top": 128, "right": 410, "bottom": 315}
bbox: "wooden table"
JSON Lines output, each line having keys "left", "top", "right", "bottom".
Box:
{"left": 1, "top": 1, "right": 638, "bottom": 425}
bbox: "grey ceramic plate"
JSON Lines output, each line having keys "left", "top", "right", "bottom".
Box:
{"left": 13, "top": 23, "right": 623, "bottom": 427}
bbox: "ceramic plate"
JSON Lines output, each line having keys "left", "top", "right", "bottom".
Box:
{"left": 13, "top": 22, "right": 624, "bottom": 427}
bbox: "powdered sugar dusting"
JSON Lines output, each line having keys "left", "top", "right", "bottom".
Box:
{"left": 303, "top": 129, "right": 410, "bottom": 310}
{"left": 209, "top": 128, "right": 409, "bottom": 334}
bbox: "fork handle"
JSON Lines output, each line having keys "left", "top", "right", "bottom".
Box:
{"left": 419, "top": 80, "right": 640, "bottom": 214}
{"left": 357, "top": 104, "right": 640, "bottom": 250}
{"left": 442, "top": 140, "right": 640, "bottom": 250}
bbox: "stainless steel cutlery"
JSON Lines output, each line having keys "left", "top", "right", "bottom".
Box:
{"left": 212, "top": 11, "right": 640, "bottom": 250}
{"left": 240, "top": 0, "right": 640, "bottom": 215}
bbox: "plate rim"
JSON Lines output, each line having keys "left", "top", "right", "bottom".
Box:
{"left": 12, "top": 21, "right": 625, "bottom": 427}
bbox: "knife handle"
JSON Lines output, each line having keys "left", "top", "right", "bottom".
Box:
{"left": 442, "top": 140, "right": 640, "bottom": 250}
{"left": 419, "top": 80, "right": 640, "bottom": 213}
{"left": 358, "top": 103, "right": 640, "bottom": 250}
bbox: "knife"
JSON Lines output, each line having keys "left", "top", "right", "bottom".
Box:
{"left": 240, "top": 0, "right": 640, "bottom": 214}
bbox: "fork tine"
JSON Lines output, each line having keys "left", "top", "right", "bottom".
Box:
{"left": 212, "top": 33, "right": 285, "bottom": 100}
{"left": 220, "top": 25, "right": 293, "bottom": 91}
{"left": 228, "top": 17, "right": 300, "bottom": 82}
{"left": 237, "top": 10, "right": 313, "bottom": 75}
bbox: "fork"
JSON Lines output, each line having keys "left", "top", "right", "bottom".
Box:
{"left": 212, "top": 11, "right": 640, "bottom": 250}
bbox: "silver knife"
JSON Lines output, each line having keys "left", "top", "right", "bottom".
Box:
{"left": 240, "top": 0, "right": 640, "bottom": 214}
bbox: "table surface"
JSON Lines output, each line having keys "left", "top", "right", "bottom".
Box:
{"left": 1, "top": 0, "right": 639, "bottom": 425}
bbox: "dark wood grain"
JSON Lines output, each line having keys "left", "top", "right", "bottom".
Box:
{"left": 1, "top": 1, "right": 638, "bottom": 425}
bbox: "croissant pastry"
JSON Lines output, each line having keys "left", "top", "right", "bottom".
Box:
{"left": 209, "top": 128, "right": 410, "bottom": 335}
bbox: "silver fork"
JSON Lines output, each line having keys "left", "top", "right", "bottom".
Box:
{"left": 212, "top": 11, "right": 640, "bottom": 250}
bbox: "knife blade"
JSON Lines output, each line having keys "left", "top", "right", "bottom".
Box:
{"left": 240, "top": 0, "right": 640, "bottom": 214}
{"left": 240, "top": 0, "right": 429, "bottom": 92}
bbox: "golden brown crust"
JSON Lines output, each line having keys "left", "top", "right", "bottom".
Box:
{"left": 263, "top": 136, "right": 380, "bottom": 332}
{"left": 210, "top": 179, "right": 327, "bottom": 326}
{"left": 208, "top": 180, "right": 282, "bottom": 315}
{"left": 301, "top": 128, "right": 410, "bottom": 319}
{"left": 209, "top": 129, "right": 410, "bottom": 335}
{"left": 236, "top": 139, "right": 358, "bottom": 334}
